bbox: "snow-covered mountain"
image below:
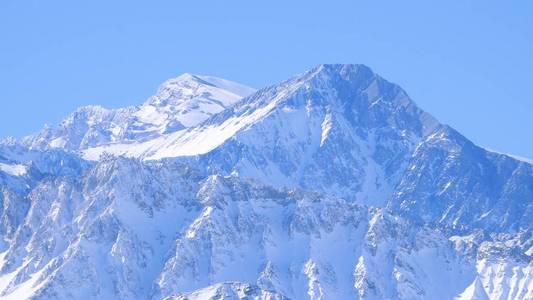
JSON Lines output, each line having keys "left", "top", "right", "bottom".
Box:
{"left": 23, "top": 74, "right": 255, "bottom": 151}
{"left": 0, "top": 64, "right": 531, "bottom": 299}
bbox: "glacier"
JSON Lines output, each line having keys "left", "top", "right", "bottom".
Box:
{"left": 0, "top": 64, "right": 531, "bottom": 299}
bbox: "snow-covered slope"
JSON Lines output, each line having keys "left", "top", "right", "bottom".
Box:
{"left": 138, "top": 73, "right": 255, "bottom": 129}
{"left": 0, "top": 64, "right": 531, "bottom": 299}
{"left": 390, "top": 125, "right": 533, "bottom": 234}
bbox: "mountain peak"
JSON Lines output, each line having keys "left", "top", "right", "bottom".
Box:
{"left": 173, "top": 72, "right": 200, "bottom": 81}
{"left": 154, "top": 73, "right": 255, "bottom": 100}
{"left": 253, "top": 63, "right": 416, "bottom": 117}
{"left": 163, "top": 73, "right": 211, "bottom": 88}
{"left": 23, "top": 73, "right": 255, "bottom": 150}
{"left": 146, "top": 73, "right": 254, "bottom": 108}
{"left": 304, "top": 63, "right": 375, "bottom": 82}
{"left": 312, "top": 63, "right": 372, "bottom": 73}
{"left": 140, "top": 73, "right": 255, "bottom": 128}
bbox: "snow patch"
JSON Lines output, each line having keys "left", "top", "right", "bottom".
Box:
{"left": 0, "top": 163, "right": 27, "bottom": 176}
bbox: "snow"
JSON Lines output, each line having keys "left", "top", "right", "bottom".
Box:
{"left": 0, "top": 162, "right": 27, "bottom": 176}
{"left": 0, "top": 258, "right": 48, "bottom": 300}
{"left": 319, "top": 110, "right": 332, "bottom": 146}
{"left": 0, "top": 269, "right": 46, "bottom": 300}
{"left": 142, "top": 73, "right": 256, "bottom": 128}
{"left": 438, "top": 181, "right": 452, "bottom": 195}
{"left": 507, "top": 154, "right": 533, "bottom": 165}
{"left": 2, "top": 64, "right": 532, "bottom": 299}
{"left": 479, "top": 147, "right": 533, "bottom": 165}
{"left": 23, "top": 73, "right": 256, "bottom": 152}
{"left": 472, "top": 259, "right": 533, "bottom": 300}
{"left": 49, "top": 137, "right": 66, "bottom": 148}
{"left": 455, "top": 278, "right": 490, "bottom": 300}
{"left": 144, "top": 91, "right": 284, "bottom": 159}
{"left": 194, "top": 74, "right": 256, "bottom": 98}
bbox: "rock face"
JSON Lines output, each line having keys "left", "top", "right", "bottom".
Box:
{"left": 0, "top": 64, "right": 531, "bottom": 299}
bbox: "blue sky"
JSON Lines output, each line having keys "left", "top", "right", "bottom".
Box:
{"left": 1, "top": 1, "right": 532, "bottom": 159}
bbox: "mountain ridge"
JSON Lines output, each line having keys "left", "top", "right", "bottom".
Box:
{"left": 22, "top": 73, "right": 256, "bottom": 151}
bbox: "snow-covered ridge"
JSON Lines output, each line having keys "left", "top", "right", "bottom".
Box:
{"left": 482, "top": 146, "right": 533, "bottom": 166}
{"left": 142, "top": 73, "right": 256, "bottom": 128}
{"left": 22, "top": 73, "right": 256, "bottom": 151}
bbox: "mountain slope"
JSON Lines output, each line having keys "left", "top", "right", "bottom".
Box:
{"left": 391, "top": 125, "right": 533, "bottom": 234}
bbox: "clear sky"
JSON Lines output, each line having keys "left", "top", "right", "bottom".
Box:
{"left": 1, "top": 0, "right": 532, "bottom": 159}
